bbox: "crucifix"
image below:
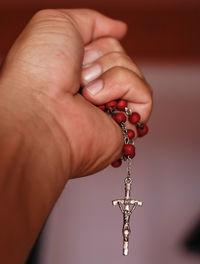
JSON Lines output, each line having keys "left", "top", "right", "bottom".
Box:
{"left": 112, "top": 178, "right": 143, "bottom": 256}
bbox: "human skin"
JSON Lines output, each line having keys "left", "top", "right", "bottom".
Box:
{"left": 0, "top": 9, "right": 152, "bottom": 263}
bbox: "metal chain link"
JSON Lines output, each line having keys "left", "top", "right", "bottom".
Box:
{"left": 124, "top": 106, "right": 132, "bottom": 116}
{"left": 120, "top": 122, "right": 129, "bottom": 145}
{"left": 124, "top": 157, "right": 132, "bottom": 184}
{"left": 120, "top": 120, "right": 133, "bottom": 185}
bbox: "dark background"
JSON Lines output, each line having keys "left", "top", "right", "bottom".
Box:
{"left": 0, "top": 0, "right": 200, "bottom": 61}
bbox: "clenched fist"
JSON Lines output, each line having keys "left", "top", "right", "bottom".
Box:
{"left": 0, "top": 9, "right": 152, "bottom": 263}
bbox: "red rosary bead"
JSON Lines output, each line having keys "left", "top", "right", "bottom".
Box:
{"left": 112, "top": 114, "right": 117, "bottom": 121}
{"left": 123, "top": 144, "right": 135, "bottom": 156}
{"left": 137, "top": 124, "right": 148, "bottom": 137}
{"left": 98, "top": 105, "right": 106, "bottom": 111}
{"left": 115, "top": 113, "right": 127, "bottom": 123}
{"left": 111, "top": 159, "right": 122, "bottom": 168}
{"left": 127, "top": 129, "right": 135, "bottom": 139}
{"left": 129, "top": 112, "right": 141, "bottom": 124}
{"left": 116, "top": 99, "right": 127, "bottom": 111}
{"left": 106, "top": 100, "right": 117, "bottom": 111}
{"left": 129, "top": 152, "right": 136, "bottom": 159}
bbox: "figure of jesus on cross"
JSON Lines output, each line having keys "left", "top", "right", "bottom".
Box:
{"left": 112, "top": 179, "right": 143, "bottom": 256}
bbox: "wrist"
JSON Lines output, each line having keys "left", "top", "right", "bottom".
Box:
{"left": 0, "top": 77, "right": 72, "bottom": 193}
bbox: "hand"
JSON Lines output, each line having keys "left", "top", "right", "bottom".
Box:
{"left": 0, "top": 9, "right": 152, "bottom": 263}
{"left": 0, "top": 9, "right": 152, "bottom": 179}
{"left": 0, "top": 9, "right": 128, "bottom": 178}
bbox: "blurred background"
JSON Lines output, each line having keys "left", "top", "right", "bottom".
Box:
{"left": 0, "top": 1, "right": 200, "bottom": 264}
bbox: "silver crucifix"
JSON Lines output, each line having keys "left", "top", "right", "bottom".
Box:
{"left": 112, "top": 178, "right": 143, "bottom": 256}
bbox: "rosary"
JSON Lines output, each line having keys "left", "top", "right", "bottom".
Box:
{"left": 97, "top": 99, "right": 148, "bottom": 256}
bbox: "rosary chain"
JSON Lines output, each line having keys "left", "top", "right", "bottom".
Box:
{"left": 104, "top": 100, "right": 146, "bottom": 256}
{"left": 125, "top": 156, "right": 132, "bottom": 184}
{"left": 120, "top": 122, "right": 129, "bottom": 145}
{"left": 124, "top": 106, "right": 132, "bottom": 116}
{"left": 104, "top": 102, "right": 144, "bottom": 184}
{"left": 120, "top": 121, "right": 133, "bottom": 184}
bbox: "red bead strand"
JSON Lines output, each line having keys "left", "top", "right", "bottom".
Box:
{"left": 96, "top": 99, "right": 148, "bottom": 167}
{"left": 137, "top": 124, "right": 149, "bottom": 137}
{"left": 127, "top": 129, "right": 135, "bottom": 139}
{"left": 129, "top": 112, "right": 141, "bottom": 124}
{"left": 123, "top": 144, "right": 135, "bottom": 156}
{"left": 98, "top": 105, "right": 106, "bottom": 111}
{"left": 117, "top": 99, "right": 127, "bottom": 111}
{"left": 106, "top": 100, "right": 117, "bottom": 111}
{"left": 115, "top": 113, "right": 127, "bottom": 124}
{"left": 111, "top": 159, "right": 122, "bottom": 168}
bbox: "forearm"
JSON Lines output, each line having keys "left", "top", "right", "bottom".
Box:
{"left": 0, "top": 94, "right": 71, "bottom": 263}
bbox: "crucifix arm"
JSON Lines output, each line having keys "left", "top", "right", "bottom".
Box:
{"left": 130, "top": 200, "right": 143, "bottom": 213}
{"left": 130, "top": 200, "right": 143, "bottom": 206}
{"left": 112, "top": 199, "right": 125, "bottom": 213}
{"left": 112, "top": 199, "right": 124, "bottom": 206}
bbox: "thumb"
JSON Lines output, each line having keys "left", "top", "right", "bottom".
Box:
{"left": 0, "top": 9, "right": 127, "bottom": 96}
{"left": 62, "top": 9, "right": 127, "bottom": 44}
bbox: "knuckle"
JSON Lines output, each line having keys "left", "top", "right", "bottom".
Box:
{"left": 109, "top": 51, "right": 125, "bottom": 66}
{"left": 148, "top": 84, "right": 153, "bottom": 97}
{"left": 144, "top": 79, "right": 153, "bottom": 96}
{"left": 142, "top": 82, "right": 153, "bottom": 109}
{"left": 31, "top": 9, "right": 76, "bottom": 31}
{"left": 147, "top": 88, "right": 153, "bottom": 103}
{"left": 33, "top": 9, "right": 68, "bottom": 22}
{"left": 104, "top": 37, "right": 121, "bottom": 50}
{"left": 110, "top": 67, "right": 153, "bottom": 97}
{"left": 108, "top": 52, "right": 133, "bottom": 67}
{"left": 105, "top": 52, "right": 143, "bottom": 78}
{"left": 33, "top": 9, "right": 58, "bottom": 19}
{"left": 111, "top": 66, "right": 130, "bottom": 81}
{"left": 80, "top": 8, "right": 99, "bottom": 14}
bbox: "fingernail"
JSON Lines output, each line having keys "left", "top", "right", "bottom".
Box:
{"left": 81, "top": 64, "right": 102, "bottom": 85}
{"left": 85, "top": 79, "right": 103, "bottom": 95}
{"left": 83, "top": 50, "right": 100, "bottom": 65}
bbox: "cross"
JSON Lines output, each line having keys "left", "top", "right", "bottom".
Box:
{"left": 112, "top": 180, "right": 143, "bottom": 256}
